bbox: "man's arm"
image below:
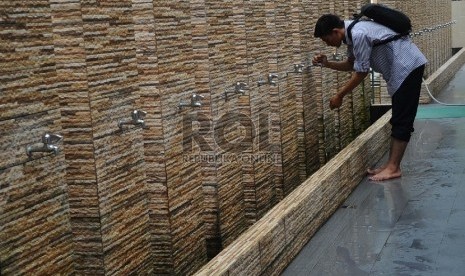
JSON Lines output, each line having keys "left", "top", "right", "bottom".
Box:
{"left": 324, "top": 57, "right": 354, "bottom": 72}
{"left": 312, "top": 55, "right": 355, "bottom": 72}
{"left": 329, "top": 71, "right": 368, "bottom": 109}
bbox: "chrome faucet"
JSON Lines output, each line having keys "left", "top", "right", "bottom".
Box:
{"left": 332, "top": 52, "right": 344, "bottom": 61}
{"left": 287, "top": 64, "right": 307, "bottom": 75}
{"left": 191, "top": 93, "right": 204, "bottom": 107}
{"left": 118, "top": 110, "right": 147, "bottom": 129}
{"left": 293, "top": 64, "right": 305, "bottom": 73}
{"left": 224, "top": 82, "right": 249, "bottom": 101}
{"left": 257, "top": 77, "right": 268, "bottom": 87}
{"left": 268, "top": 73, "right": 279, "bottom": 86}
{"left": 179, "top": 93, "right": 204, "bottom": 109}
{"left": 26, "top": 133, "right": 63, "bottom": 157}
{"left": 235, "top": 82, "right": 249, "bottom": 94}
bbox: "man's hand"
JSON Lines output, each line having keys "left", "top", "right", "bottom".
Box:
{"left": 312, "top": 54, "right": 328, "bottom": 67}
{"left": 329, "top": 94, "right": 343, "bottom": 109}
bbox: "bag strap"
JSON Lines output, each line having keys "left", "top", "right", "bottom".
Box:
{"left": 347, "top": 18, "right": 407, "bottom": 48}
{"left": 346, "top": 17, "right": 360, "bottom": 44}
{"left": 373, "top": 34, "right": 406, "bottom": 47}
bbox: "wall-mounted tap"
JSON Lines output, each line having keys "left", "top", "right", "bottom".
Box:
{"left": 191, "top": 93, "right": 204, "bottom": 107}
{"left": 224, "top": 82, "right": 249, "bottom": 101}
{"left": 118, "top": 110, "right": 147, "bottom": 129}
{"left": 257, "top": 77, "right": 267, "bottom": 87}
{"left": 26, "top": 133, "right": 63, "bottom": 157}
{"left": 268, "top": 73, "right": 279, "bottom": 86}
{"left": 179, "top": 93, "right": 205, "bottom": 109}
{"left": 287, "top": 64, "right": 307, "bottom": 75}
{"left": 332, "top": 52, "right": 344, "bottom": 61}
{"left": 293, "top": 64, "right": 305, "bottom": 73}
{"left": 235, "top": 82, "right": 249, "bottom": 94}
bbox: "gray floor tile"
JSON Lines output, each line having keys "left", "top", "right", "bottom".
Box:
{"left": 282, "top": 68, "right": 465, "bottom": 276}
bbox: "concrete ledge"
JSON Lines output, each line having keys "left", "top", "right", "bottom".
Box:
{"left": 194, "top": 111, "right": 392, "bottom": 276}
{"left": 420, "top": 47, "right": 465, "bottom": 103}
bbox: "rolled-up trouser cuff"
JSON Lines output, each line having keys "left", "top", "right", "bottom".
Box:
{"left": 390, "top": 64, "right": 425, "bottom": 143}
{"left": 391, "top": 125, "right": 414, "bottom": 142}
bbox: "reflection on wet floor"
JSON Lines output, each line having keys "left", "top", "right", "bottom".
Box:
{"left": 282, "top": 65, "right": 465, "bottom": 276}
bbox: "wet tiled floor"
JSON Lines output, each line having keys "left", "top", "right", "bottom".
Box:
{"left": 282, "top": 66, "right": 465, "bottom": 276}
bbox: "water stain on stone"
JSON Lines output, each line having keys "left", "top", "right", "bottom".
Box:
{"left": 394, "top": 260, "right": 432, "bottom": 272}
{"left": 410, "top": 239, "right": 427, "bottom": 250}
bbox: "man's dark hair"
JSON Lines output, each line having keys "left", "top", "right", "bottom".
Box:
{"left": 314, "top": 14, "right": 344, "bottom": 38}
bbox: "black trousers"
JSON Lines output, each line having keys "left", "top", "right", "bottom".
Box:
{"left": 390, "top": 64, "right": 425, "bottom": 142}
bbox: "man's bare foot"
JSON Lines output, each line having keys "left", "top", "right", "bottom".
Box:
{"left": 369, "top": 167, "right": 402, "bottom": 181}
{"left": 367, "top": 166, "right": 386, "bottom": 175}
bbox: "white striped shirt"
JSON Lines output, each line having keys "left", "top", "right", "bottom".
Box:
{"left": 344, "top": 20, "right": 428, "bottom": 96}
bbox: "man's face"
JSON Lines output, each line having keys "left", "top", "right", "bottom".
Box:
{"left": 320, "top": 29, "right": 342, "bottom": 47}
